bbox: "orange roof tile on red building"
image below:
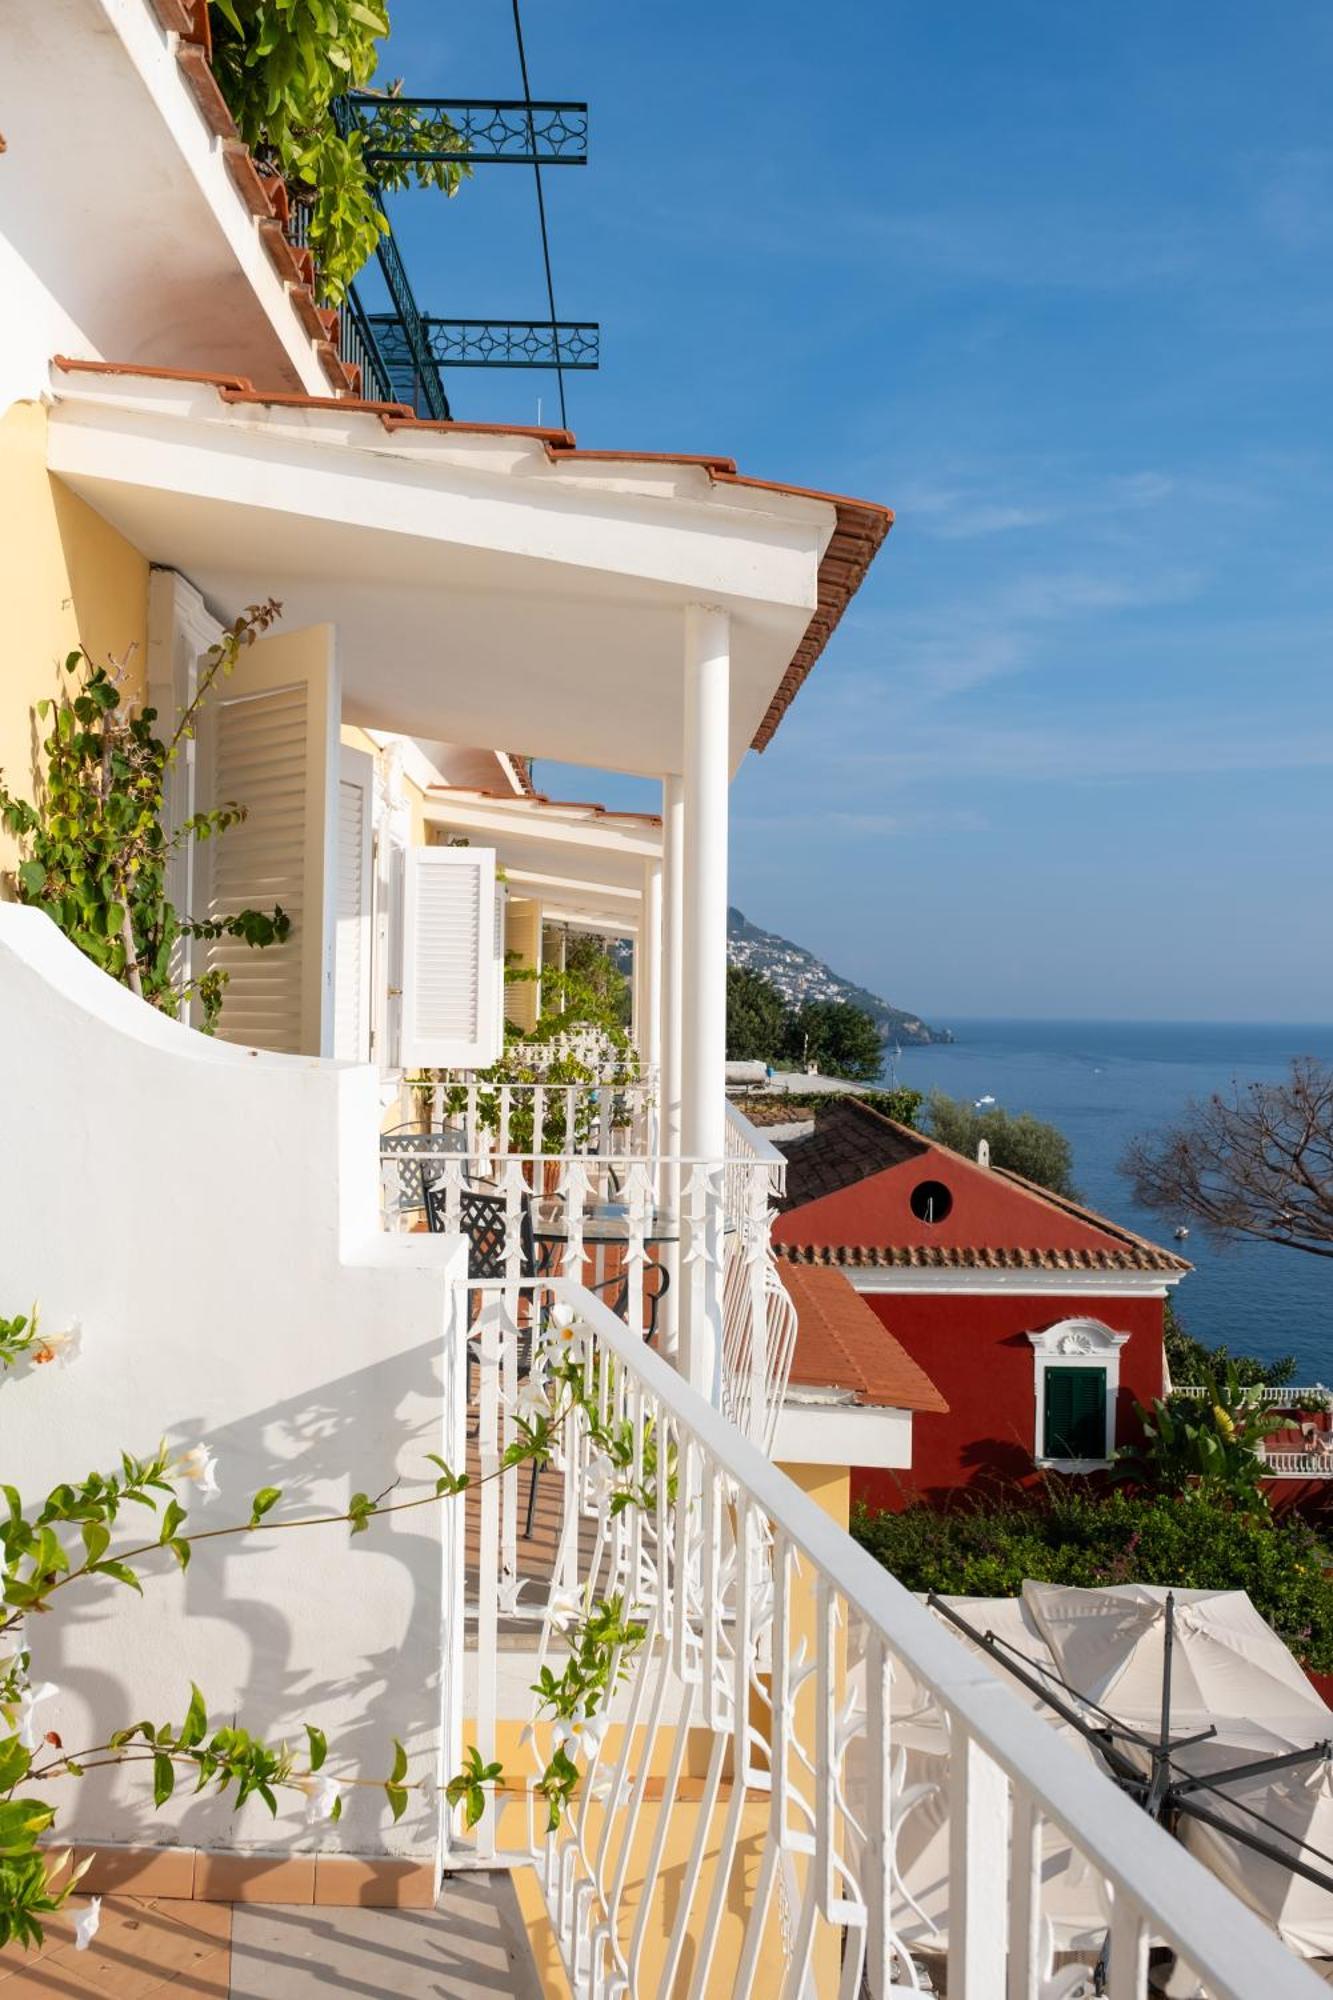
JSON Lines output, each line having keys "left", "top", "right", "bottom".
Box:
{"left": 772, "top": 1098, "right": 1190, "bottom": 1276}
{"left": 779, "top": 1263, "right": 948, "bottom": 1412}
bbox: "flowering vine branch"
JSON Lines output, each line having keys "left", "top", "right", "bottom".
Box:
{"left": 0, "top": 1303, "right": 663, "bottom": 1950}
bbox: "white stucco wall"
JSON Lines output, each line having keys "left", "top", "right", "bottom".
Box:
{"left": 0, "top": 907, "right": 466, "bottom": 1860}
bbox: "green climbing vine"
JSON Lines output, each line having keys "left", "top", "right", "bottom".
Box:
{"left": 0, "top": 603, "right": 291, "bottom": 1034}
{"left": 208, "top": 1, "right": 471, "bottom": 304}
{"left": 0, "top": 1303, "right": 654, "bottom": 1948}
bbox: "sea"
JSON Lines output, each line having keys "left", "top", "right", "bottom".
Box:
{"left": 886, "top": 1020, "right": 1333, "bottom": 1382}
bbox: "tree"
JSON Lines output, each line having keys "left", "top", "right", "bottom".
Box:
{"left": 926, "top": 1090, "right": 1077, "bottom": 1198}
{"left": 781, "top": 999, "right": 884, "bottom": 1082}
{"left": 726, "top": 966, "right": 790, "bottom": 1063}
{"left": 1124, "top": 1057, "right": 1333, "bottom": 1261}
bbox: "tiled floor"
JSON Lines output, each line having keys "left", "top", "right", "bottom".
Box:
{"left": 0, "top": 1876, "right": 542, "bottom": 1998}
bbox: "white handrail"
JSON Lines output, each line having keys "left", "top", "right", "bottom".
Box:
{"left": 463, "top": 1275, "right": 1322, "bottom": 1999}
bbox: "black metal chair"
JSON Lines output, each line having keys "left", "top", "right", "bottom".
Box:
{"left": 425, "top": 1174, "right": 545, "bottom": 1537}
{"left": 380, "top": 1125, "right": 467, "bottom": 1221}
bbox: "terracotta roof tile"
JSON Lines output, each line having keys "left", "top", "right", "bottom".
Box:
{"left": 174, "top": 42, "right": 238, "bottom": 142}
{"left": 773, "top": 1097, "right": 1190, "bottom": 1276}
{"left": 50, "top": 358, "right": 891, "bottom": 750}
{"left": 779, "top": 1264, "right": 948, "bottom": 1412}
{"left": 221, "top": 141, "right": 278, "bottom": 222}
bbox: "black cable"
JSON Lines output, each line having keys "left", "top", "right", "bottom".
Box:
{"left": 511, "top": 0, "right": 567, "bottom": 430}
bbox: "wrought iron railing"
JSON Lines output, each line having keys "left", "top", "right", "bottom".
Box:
{"left": 448, "top": 1276, "right": 1321, "bottom": 1999}
{"left": 283, "top": 192, "right": 448, "bottom": 416}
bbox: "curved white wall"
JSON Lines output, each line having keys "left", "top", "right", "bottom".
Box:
{"left": 0, "top": 907, "right": 465, "bottom": 1861}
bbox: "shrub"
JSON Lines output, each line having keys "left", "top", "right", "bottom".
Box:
{"left": 853, "top": 1488, "right": 1333, "bottom": 1669}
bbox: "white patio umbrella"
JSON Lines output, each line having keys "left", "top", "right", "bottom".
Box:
{"left": 844, "top": 1597, "right": 1113, "bottom": 1967}
{"left": 1022, "top": 1582, "right": 1333, "bottom": 1960}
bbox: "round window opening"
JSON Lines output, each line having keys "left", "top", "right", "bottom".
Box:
{"left": 909, "top": 1179, "right": 953, "bottom": 1225}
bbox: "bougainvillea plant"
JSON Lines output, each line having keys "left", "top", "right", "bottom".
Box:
{"left": 0, "top": 604, "right": 291, "bottom": 1034}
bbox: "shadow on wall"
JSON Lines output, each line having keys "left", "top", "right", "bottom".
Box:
{"left": 42, "top": 1332, "right": 450, "bottom": 1855}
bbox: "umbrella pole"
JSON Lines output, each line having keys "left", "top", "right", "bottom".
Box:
{"left": 1144, "top": 1591, "right": 1177, "bottom": 1822}
{"left": 1173, "top": 1793, "right": 1333, "bottom": 1897}
{"left": 1172, "top": 1742, "right": 1333, "bottom": 1798}
{"left": 925, "top": 1594, "right": 1149, "bottom": 1792}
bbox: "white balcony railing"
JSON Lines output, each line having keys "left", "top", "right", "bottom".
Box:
{"left": 1173, "top": 1384, "right": 1332, "bottom": 1407}
{"left": 382, "top": 1098, "right": 796, "bottom": 1450}
{"left": 395, "top": 1073, "right": 659, "bottom": 1161}
{"left": 453, "top": 1278, "right": 1320, "bottom": 2000}
{"left": 1258, "top": 1447, "right": 1333, "bottom": 1479}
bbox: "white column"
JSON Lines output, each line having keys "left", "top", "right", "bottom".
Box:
{"left": 680, "top": 604, "right": 730, "bottom": 1401}
{"left": 659, "top": 776, "right": 685, "bottom": 1165}
{"left": 641, "top": 855, "right": 663, "bottom": 1085}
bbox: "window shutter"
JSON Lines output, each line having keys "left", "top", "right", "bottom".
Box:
{"left": 1043, "top": 1367, "right": 1108, "bottom": 1460}
{"left": 193, "top": 624, "right": 339, "bottom": 1056}
{"left": 400, "top": 847, "right": 503, "bottom": 1069}
{"left": 333, "top": 746, "right": 374, "bottom": 1062}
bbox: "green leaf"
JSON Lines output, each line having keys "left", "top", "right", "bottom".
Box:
{"left": 0, "top": 1797, "right": 54, "bottom": 1855}
{"left": 249, "top": 1487, "right": 281, "bottom": 1528}
{"left": 180, "top": 1685, "right": 208, "bottom": 1750}
{"left": 389, "top": 1738, "right": 407, "bottom": 1785}
{"left": 0, "top": 1738, "right": 32, "bottom": 1791}
{"left": 92, "top": 1560, "right": 143, "bottom": 1594}
{"left": 305, "top": 1725, "right": 327, "bottom": 1774}
{"left": 16, "top": 861, "right": 45, "bottom": 897}
{"left": 81, "top": 1520, "right": 110, "bottom": 1566}
{"left": 152, "top": 1754, "right": 175, "bottom": 1808}
{"left": 384, "top": 1783, "right": 408, "bottom": 1823}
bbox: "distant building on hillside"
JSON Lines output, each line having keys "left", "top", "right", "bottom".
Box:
{"left": 769, "top": 1099, "right": 1191, "bottom": 1510}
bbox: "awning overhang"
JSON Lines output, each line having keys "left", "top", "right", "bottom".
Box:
{"left": 424, "top": 790, "right": 659, "bottom": 938}
{"left": 45, "top": 364, "right": 891, "bottom": 778}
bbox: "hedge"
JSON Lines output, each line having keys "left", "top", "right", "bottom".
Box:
{"left": 852, "top": 1489, "right": 1333, "bottom": 1670}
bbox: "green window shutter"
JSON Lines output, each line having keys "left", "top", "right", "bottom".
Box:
{"left": 1043, "top": 1367, "right": 1108, "bottom": 1460}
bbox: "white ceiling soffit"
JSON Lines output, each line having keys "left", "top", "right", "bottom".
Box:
{"left": 45, "top": 371, "right": 839, "bottom": 778}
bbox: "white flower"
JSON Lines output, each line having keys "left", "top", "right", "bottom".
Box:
{"left": 174, "top": 1444, "right": 220, "bottom": 1505}
{"left": 582, "top": 1450, "right": 617, "bottom": 1515}
{"left": 546, "top": 1585, "right": 584, "bottom": 1632}
{"left": 510, "top": 1376, "right": 552, "bottom": 1425}
{"left": 73, "top": 1897, "right": 101, "bottom": 1951}
{"left": 17, "top": 1680, "right": 58, "bottom": 1750}
{"left": 553, "top": 1702, "right": 606, "bottom": 1760}
{"left": 544, "top": 1305, "right": 589, "bottom": 1367}
{"left": 305, "top": 1775, "right": 348, "bottom": 1825}
{"left": 32, "top": 1320, "right": 81, "bottom": 1369}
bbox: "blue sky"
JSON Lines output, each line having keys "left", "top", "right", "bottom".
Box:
{"left": 375, "top": 2, "right": 1333, "bottom": 1025}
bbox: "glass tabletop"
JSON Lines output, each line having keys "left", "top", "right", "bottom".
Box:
{"left": 531, "top": 1199, "right": 679, "bottom": 1245}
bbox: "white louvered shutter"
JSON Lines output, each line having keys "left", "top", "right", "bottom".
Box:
{"left": 193, "top": 624, "right": 339, "bottom": 1055}
{"left": 400, "top": 847, "right": 503, "bottom": 1069}
{"left": 333, "top": 746, "right": 374, "bottom": 1062}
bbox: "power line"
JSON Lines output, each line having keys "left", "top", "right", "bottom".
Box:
{"left": 510, "top": 0, "right": 568, "bottom": 430}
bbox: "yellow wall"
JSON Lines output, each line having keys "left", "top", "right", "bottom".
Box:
{"left": 504, "top": 896, "right": 542, "bottom": 1032}
{"left": 0, "top": 402, "right": 149, "bottom": 877}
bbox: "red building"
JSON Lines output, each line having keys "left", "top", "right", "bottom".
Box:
{"left": 769, "top": 1099, "right": 1190, "bottom": 1511}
